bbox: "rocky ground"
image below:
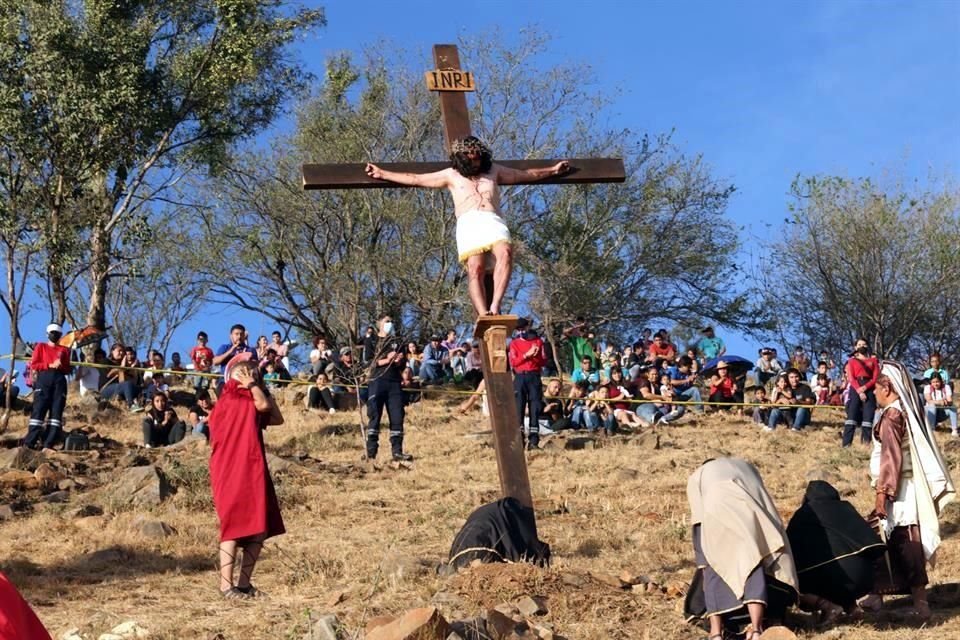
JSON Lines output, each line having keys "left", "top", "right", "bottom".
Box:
{"left": 1, "top": 385, "right": 960, "bottom": 639}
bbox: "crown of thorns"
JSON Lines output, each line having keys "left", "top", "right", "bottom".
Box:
{"left": 450, "top": 137, "right": 490, "bottom": 155}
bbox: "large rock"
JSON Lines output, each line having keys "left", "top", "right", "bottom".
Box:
{"left": 0, "top": 469, "right": 39, "bottom": 490}
{"left": 304, "top": 614, "right": 342, "bottom": 640}
{"left": 133, "top": 515, "right": 177, "bottom": 538}
{"left": 34, "top": 462, "right": 66, "bottom": 492}
{"left": 366, "top": 607, "right": 451, "bottom": 640}
{"left": 112, "top": 466, "right": 172, "bottom": 506}
{"left": 0, "top": 446, "right": 43, "bottom": 471}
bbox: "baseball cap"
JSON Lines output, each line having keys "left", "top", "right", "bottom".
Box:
{"left": 46, "top": 323, "right": 63, "bottom": 334}
{"left": 339, "top": 347, "right": 352, "bottom": 356}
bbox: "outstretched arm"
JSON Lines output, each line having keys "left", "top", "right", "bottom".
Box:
{"left": 496, "top": 161, "right": 571, "bottom": 185}
{"left": 365, "top": 164, "right": 451, "bottom": 188}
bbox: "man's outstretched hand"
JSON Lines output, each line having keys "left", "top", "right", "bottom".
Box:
{"left": 553, "top": 160, "right": 571, "bottom": 175}
{"left": 365, "top": 163, "right": 383, "bottom": 180}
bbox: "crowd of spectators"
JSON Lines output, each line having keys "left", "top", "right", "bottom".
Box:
{"left": 12, "top": 317, "right": 959, "bottom": 451}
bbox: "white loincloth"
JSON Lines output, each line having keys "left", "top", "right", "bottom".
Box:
{"left": 456, "top": 209, "right": 511, "bottom": 271}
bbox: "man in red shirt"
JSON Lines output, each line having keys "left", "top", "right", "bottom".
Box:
{"left": 647, "top": 333, "right": 677, "bottom": 365}
{"left": 509, "top": 318, "right": 547, "bottom": 450}
{"left": 25, "top": 323, "right": 72, "bottom": 450}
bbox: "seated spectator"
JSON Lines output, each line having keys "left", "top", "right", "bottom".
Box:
{"left": 811, "top": 373, "right": 833, "bottom": 405}
{"left": 647, "top": 332, "right": 676, "bottom": 364}
{"left": 0, "top": 367, "right": 19, "bottom": 408}
{"left": 77, "top": 348, "right": 107, "bottom": 398}
{"left": 635, "top": 365, "right": 671, "bottom": 425}
{"left": 188, "top": 389, "right": 215, "bottom": 438}
{"left": 400, "top": 367, "right": 422, "bottom": 406}
{"left": 708, "top": 361, "right": 741, "bottom": 414}
{"left": 406, "top": 342, "right": 422, "bottom": 377}
{"left": 566, "top": 381, "right": 589, "bottom": 429}
{"left": 789, "top": 346, "right": 811, "bottom": 377}
{"left": 810, "top": 360, "right": 834, "bottom": 387}
{"left": 142, "top": 349, "right": 165, "bottom": 384}
{"left": 141, "top": 393, "right": 186, "bottom": 448}
{"left": 767, "top": 368, "right": 814, "bottom": 432}
{"left": 189, "top": 331, "right": 214, "bottom": 393}
{"left": 144, "top": 371, "right": 170, "bottom": 403}
{"left": 751, "top": 386, "right": 770, "bottom": 425}
{"left": 255, "top": 335, "right": 271, "bottom": 361}
{"left": 449, "top": 343, "right": 467, "bottom": 382}
{"left": 924, "top": 373, "right": 957, "bottom": 436}
{"left": 817, "top": 350, "right": 838, "bottom": 381}
{"left": 697, "top": 326, "right": 726, "bottom": 361}
{"left": 168, "top": 351, "right": 185, "bottom": 384}
{"left": 459, "top": 342, "right": 482, "bottom": 388}
{"left": 330, "top": 347, "right": 359, "bottom": 393}
{"left": 306, "top": 372, "right": 336, "bottom": 413}
{"left": 100, "top": 343, "right": 143, "bottom": 412}
{"left": 585, "top": 383, "right": 616, "bottom": 435}
{"left": 600, "top": 344, "right": 620, "bottom": 378}
{"left": 441, "top": 330, "right": 459, "bottom": 354}
{"left": 420, "top": 335, "right": 449, "bottom": 385}
{"left": 262, "top": 362, "right": 281, "bottom": 391}
{"left": 621, "top": 345, "right": 641, "bottom": 380}
{"left": 754, "top": 347, "right": 783, "bottom": 386}
{"left": 658, "top": 372, "right": 686, "bottom": 423}
{"left": 923, "top": 352, "right": 951, "bottom": 386}
{"left": 541, "top": 379, "right": 570, "bottom": 430}
{"left": 609, "top": 368, "right": 643, "bottom": 429}
{"left": 667, "top": 355, "right": 702, "bottom": 414}
{"left": 571, "top": 356, "right": 600, "bottom": 389}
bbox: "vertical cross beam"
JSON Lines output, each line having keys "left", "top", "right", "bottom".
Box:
{"left": 432, "top": 44, "right": 472, "bottom": 153}
{"left": 475, "top": 316, "right": 535, "bottom": 513}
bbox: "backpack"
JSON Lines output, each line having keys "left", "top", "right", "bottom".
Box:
{"left": 63, "top": 430, "right": 90, "bottom": 452}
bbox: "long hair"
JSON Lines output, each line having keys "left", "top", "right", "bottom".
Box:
{"left": 450, "top": 136, "right": 492, "bottom": 177}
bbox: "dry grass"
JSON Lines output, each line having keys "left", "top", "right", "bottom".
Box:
{"left": 2, "top": 393, "right": 960, "bottom": 639}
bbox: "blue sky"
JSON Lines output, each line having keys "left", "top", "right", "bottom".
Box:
{"left": 3, "top": 0, "right": 959, "bottom": 362}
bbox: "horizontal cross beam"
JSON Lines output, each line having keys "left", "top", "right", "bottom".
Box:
{"left": 301, "top": 158, "right": 626, "bottom": 190}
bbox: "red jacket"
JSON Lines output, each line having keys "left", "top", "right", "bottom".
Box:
{"left": 509, "top": 335, "right": 547, "bottom": 374}
{"left": 845, "top": 356, "right": 879, "bottom": 393}
{"left": 30, "top": 343, "right": 71, "bottom": 375}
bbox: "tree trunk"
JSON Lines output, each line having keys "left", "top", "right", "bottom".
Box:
{"left": 86, "top": 221, "right": 111, "bottom": 332}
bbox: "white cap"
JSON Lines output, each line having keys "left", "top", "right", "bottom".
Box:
{"left": 46, "top": 323, "right": 63, "bottom": 334}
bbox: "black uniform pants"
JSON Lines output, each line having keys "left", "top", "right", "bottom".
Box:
{"left": 514, "top": 372, "right": 543, "bottom": 438}
{"left": 366, "top": 378, "right": 405, "bottom": 454}
{"left": 25, "top": 370, "right": 67, "bottom": 449}
{"left": 843, "top": 387, "right": 876, "bottom": 446}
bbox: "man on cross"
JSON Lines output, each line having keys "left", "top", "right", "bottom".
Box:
{"left": 365, "top": 136, "right": 569, "bottom": 317}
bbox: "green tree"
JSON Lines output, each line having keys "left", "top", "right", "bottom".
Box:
{"left": 760, "top": 173, "right": 960, "bottom": 370}
{"left": 0, "top": 0, "right": 325, "bottom": 332}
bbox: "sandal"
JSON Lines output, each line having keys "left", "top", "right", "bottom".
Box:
{"left": 236, "top": 584, "right": 264, "bottom": 598}
{"left": 221, "top": 587, "right": 251, "bottom": 600}
{"left": 817, "top": 598, "right": 844, "bottom": 626}
{"left": 743, "top": 625, "right": 761, "bottom": 640}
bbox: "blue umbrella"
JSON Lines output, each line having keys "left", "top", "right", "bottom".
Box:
{"left": 701, "top": 355, "right": 753, "bottom": 379}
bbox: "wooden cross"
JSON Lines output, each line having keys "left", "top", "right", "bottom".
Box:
{"left": 301, "top": 44, "right": 625, "bottom": 519}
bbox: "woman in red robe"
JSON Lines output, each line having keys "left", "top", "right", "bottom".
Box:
{"left": 0, "top": 572, "right": 51, "bottom": 639}
{"left": 208, "top": 359, "right": 284, "bottom": 599}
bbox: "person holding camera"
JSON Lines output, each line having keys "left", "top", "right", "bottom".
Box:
{"left": 365, "top": 314, "right": 413, "bottom": 462}
{"left": 141, "top": 393, "right": 186, "bottom": 448}
{"left": 213, "top": 324, "right": 258, "bottom": 392}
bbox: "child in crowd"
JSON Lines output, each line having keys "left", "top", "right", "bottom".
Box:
{"left": 400, "top": 367, "right": 422, "bottom": 406}
{"left": 812, "top": 373, "right": 833, "bottom": 405}
{"left": 262, "top": 362, "right": 281, "bottom": 390}
{"left": 586, "top": 384, "right": 616, "bottom": 435}
{"left": 144, "top": 372, "right": 170, "bottom": 403}
{"left": 658, "top": 372, "right": 684, "bottom": 423}
{"left": 567, "top": 381, "right": 588, "bottom": 429}
{"left": 190, "top": 332, "right": 214, "bottom": 393}
{"left": 751, "top": 386, "right": 770, "bottom": 425}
